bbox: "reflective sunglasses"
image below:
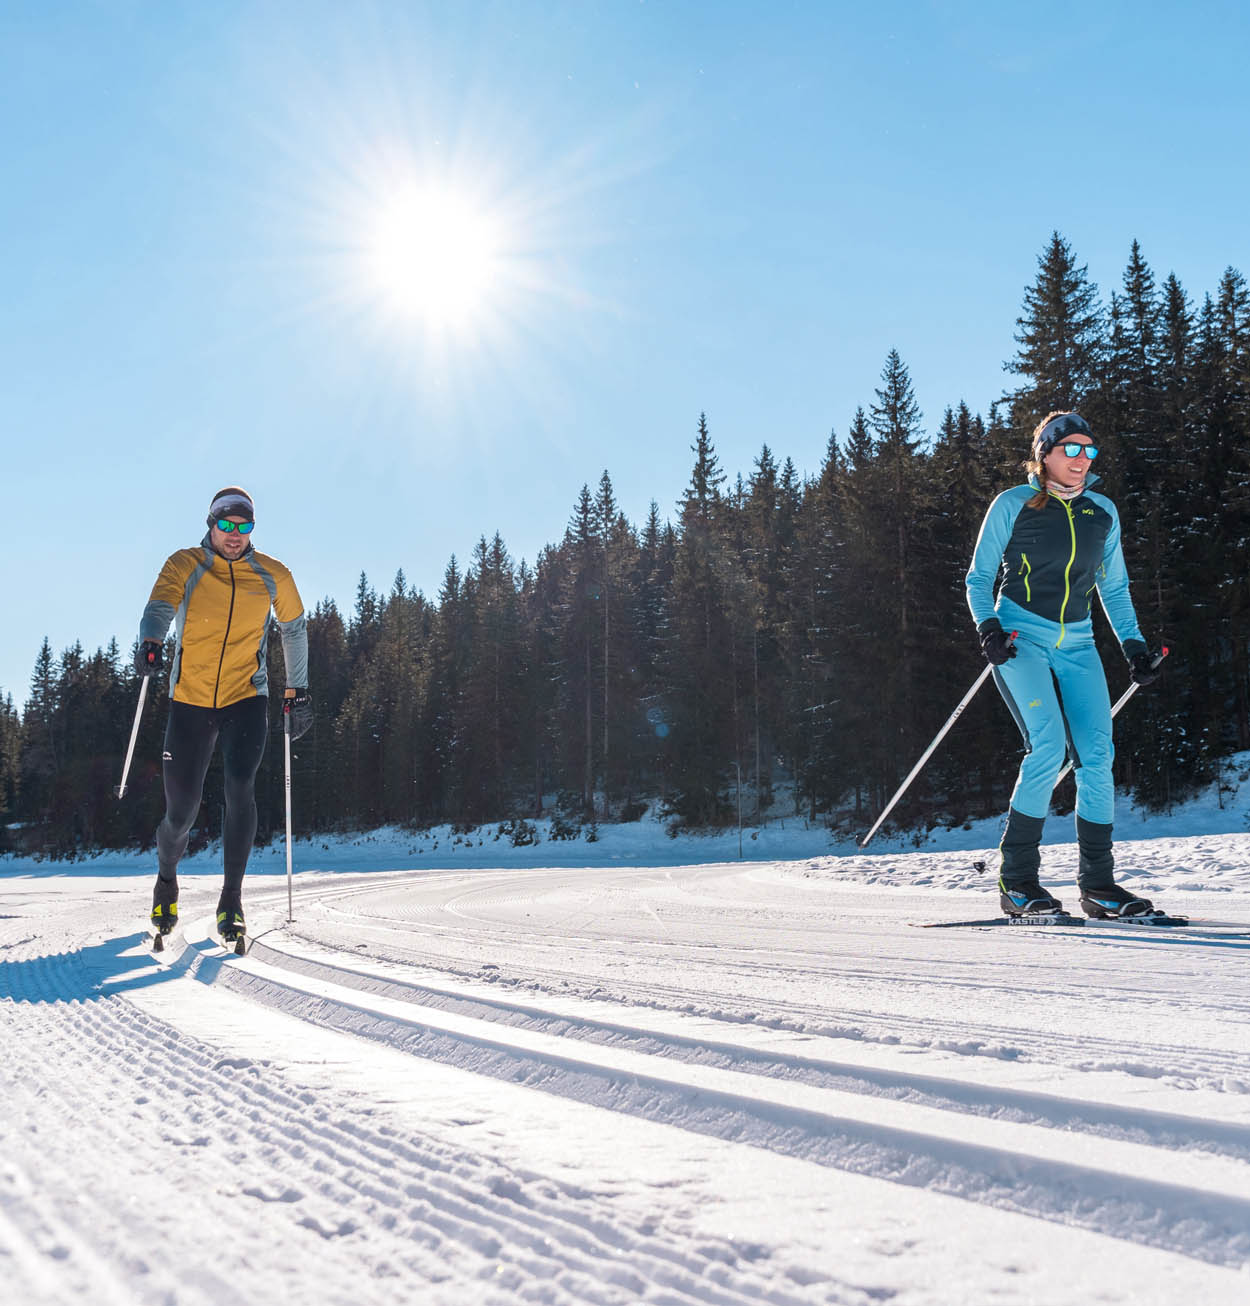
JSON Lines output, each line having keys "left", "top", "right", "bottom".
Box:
{"left": 1058, "top": 442, "right": 1099, "bottom": 460}
{"left": 215, "top": 518, "right": 255, "bottom": 534}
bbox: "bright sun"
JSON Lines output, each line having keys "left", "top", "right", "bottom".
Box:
{"left": 366, "top": 183, "right": 505, "bottom": 331}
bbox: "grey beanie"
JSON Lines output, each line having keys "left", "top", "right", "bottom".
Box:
{"left": 207, "top": 486, "right": 254, "bottom": 523}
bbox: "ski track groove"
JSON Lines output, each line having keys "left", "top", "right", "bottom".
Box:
{"left": 171, "top": 923, "right": 1250, "bottom": 1269}
{"left": 0, "top": 928, "right": 848, "bottom": 1306}
{"left": 242, "top": 934, "right": 1250, "bottom": 1164}
{"left": 284, "top": 902, "right": 1250, "bottom": 1095}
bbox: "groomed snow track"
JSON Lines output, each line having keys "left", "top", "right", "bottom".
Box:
{"left": 3, "top": 856, "right": 1250, "bottom": 1305}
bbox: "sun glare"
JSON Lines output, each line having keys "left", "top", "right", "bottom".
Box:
{"left": 366, "top": 183, "right": 505, "bottom": 331}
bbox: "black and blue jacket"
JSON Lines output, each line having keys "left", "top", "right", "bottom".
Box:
{"left": 965, "top": 474, "right": 1145, "bottom": 655}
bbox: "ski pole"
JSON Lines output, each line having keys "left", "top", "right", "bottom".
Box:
{"left": 115, "top": 675, "right": 150, "bottom": 799}
{"left": 284, "top": 698, "right": 294, "bottom": 923}
{"left": 1053, "top": 646, "right": 1169, "bottom": 788}
{"left": 859, "top": 633, "right": 1017, "bottom": 848}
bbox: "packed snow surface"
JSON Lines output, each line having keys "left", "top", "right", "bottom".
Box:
{"left": 4, "top": 808, "right": 1250, "bottom": 1303}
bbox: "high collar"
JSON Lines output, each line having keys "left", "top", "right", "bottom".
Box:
{"left": 201, "top": 530, "right": 254, "bottom": 562}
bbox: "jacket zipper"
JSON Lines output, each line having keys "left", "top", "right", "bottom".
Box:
{"left": 1053, "top": 496, "right": 1077, "bottom": 647}
{"left": 1018, "top": 553, "right": 1031, "bottom": 602}
{"left": 212, "top": 561, "right": 237, "bottom": 708}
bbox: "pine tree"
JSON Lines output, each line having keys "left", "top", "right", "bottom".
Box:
{"left": 558, "top": 484, "right": 604, "bottom": 816}
{"left": 459, "top": 533, "right": 526, "bottom": 819}
{"left": 421, "top": 556, "right": 470, "bottom": 822}
{"left": 20, "top": 638, "right": 59, "bottom": 835}
{"left": 349, "top": 572, "right": 381, "bottom": 666}
{"left": 1093, "top": 246, "right": 1186, "bottom": 806}
{"left": 1212, "top": 269, "right": 1250, "bottom": 750}
{"left": 682, "top": 412, "right": 726, "bottom": 524}
{"left": 792, "top": 431, "right": 854, "bottom": 820}
{"left": 1007, "top": 232, "right": 1104, "bottom": 429}
{"left": 593, "top": 473, "right": 645, "bottom": 815}
{"left": 865, "top": 350, "right": 931, "bottom": 819}
{"left": 836, "top": 406, "right": 894, "bottom": 819}
{"left": 843, "top": 405, "right": 873, "bottom": 472}
{"left": 526, "top": 542, "right": 569, "bottom": 817}
{"left": 303, "top": 598, "right": 350, "bottom": 829}
{"left": 0, "top": 692, "right": 19, "bottom": 845}
{"left": 925, "top": 403, "right": 1015, "bottom": 813}
{"left": 768, "top": 456, "right": 803, "bottom": 814}
{"left": 594, "top": 473, "right": 620, "bottom": 814}
{"left": 664, "top": 415, "right": 734, "bottom": 824}
{"left": 738, "top": 446, "right": 779, "bottom": 812}
{"left": 371, "top": 573, "right": 428, "bottom": 824}
{"left": 983, "top": 399, "right": 1022, "bottom": 487}
{"left": 635, "top": 503, "right": 676, "bottom": 805}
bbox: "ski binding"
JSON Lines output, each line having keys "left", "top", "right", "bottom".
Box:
{"left": 1084, "top": 910, "right": 1189, "bottom": 927}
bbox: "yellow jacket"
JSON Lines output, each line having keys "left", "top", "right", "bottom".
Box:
{"left": 140, "top": 536, "right": 308, "bottom": 708}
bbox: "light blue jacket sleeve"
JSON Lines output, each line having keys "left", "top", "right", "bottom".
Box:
{"left": 1091, "top": 495, "right": 1146, "bottom": 657}
{"left": 965, "top": 490, "right": 1023, "bottom": 630}
{"left": 278, "top": 613, "right": 309, "bottom": 689}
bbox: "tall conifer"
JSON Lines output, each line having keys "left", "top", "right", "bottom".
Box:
{"left": 1007, "top": 232, "right": 1104, "bottom": 428}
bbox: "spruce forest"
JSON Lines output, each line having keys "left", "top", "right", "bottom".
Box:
{"left": 4, "top": 234, "right": 1249, "bottom": 858}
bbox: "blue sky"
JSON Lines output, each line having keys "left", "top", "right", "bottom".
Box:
{"left": 3, "top": 0, "right": 1247, "bottom": 705}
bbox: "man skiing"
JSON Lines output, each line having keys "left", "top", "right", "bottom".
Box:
{"left": 966, "top": 412, "right": 1163, "bottom": 920}
{"left": 136, "top": 486, "right": 312, "bottom": 943}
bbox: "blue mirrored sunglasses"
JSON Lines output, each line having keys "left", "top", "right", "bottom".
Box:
{"left": 216, "top": 518, "right": 255, "bottom": 534}
{"left": 1058, "top": 442, "right": 1098, "bottom": 460}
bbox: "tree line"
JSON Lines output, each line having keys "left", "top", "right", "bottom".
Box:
{"left": 3, "top": 232, "right": 1248, "bottom": 858}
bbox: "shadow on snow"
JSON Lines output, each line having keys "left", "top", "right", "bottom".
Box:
{"left": 0, "top": 931, "right": 235, "bottom": 1004}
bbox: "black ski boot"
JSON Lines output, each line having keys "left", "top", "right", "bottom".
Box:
{"left": 1076, "top": 816, "right": 1114, "bottom": 886}
{"left": 997, "top": 809, "right": 1063, "bottom": 915}
{"left": 999, "top": 879, "right": 1066, "bottom": 916}
{"left": 151, "top": 873, "right": 179, "bottom": 937}
{"left": 1075, "top": 816, "right": 1155, "bottom": 917}
{"left": 217, "top": 894, "right": 246, "bottom": 954}
{"left": 1079, "top": 884, "right": 1156, "bottom": 919}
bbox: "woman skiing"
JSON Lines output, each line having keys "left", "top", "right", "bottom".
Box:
{"left": 965, "top": 412, "right": 1163, "bottom": 919}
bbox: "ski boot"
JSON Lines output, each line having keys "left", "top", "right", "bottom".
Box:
{"left": 150, "top": 874, "right": 179, "bottom": 952}
{"left": 1079, "top": 884, "right": 1156, "bottom": 919}
{"left": 217, "top": 896, "right": 247, "bottom": 955}
{"left": 999, "top": 878, "right": 1068, "bottom": 919}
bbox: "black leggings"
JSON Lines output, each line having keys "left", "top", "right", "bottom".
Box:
{"left": 156, "top": 696, "right": 269, "bottom": 894}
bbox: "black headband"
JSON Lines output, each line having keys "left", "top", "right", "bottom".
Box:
{"left": 1035, "top": 413, "right": 1092, "bottom": 455}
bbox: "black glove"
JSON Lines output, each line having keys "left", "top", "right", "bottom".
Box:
{"left": 979, "top": 624, "right": 1016, "bottom": 666}
{"left": 135, "top": 640, "right": 163, "bottom": 677}
{"left": 285, "top": 689, "right": 313, "bottom": 741}
{"left": 1129, "top": 650, "right": 1162, "bottom": 686}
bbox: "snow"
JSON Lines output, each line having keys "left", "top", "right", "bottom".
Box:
{"left": 4, "top": 767, "right": 1250, "bottom": 1303}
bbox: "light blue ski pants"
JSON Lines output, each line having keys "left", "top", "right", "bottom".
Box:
{"left": 991, "top": 601, "right": 1114, "bottom": 824}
